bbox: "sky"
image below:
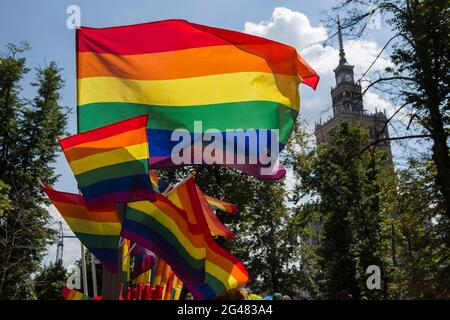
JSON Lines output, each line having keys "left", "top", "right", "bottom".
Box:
{"left": 0, "top": 0, "right": 405, "bottom": 268}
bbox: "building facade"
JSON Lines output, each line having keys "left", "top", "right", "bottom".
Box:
{"left": 309, "top": 22, "right": 393, "bottom": 248}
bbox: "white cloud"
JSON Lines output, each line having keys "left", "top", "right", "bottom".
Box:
{"left": 244, "top": 7, "right": 328, "bottom": 48}
{"left": 243, "top": 7, "right": 395, "bottom": 122}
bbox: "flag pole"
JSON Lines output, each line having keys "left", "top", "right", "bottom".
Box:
{"left": 90, "top": 253, "right": 98, "bottom": 297}
{"left": 80, "top": 244, "right": 88, "bottom": 295}
{"left": 162, "top": 172, "right": 195, "bottom": 196}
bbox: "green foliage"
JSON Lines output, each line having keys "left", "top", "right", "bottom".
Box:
{"left": 380, "top": 159, "right": 450, "bottom": 299}
{"left": 388, "top": 0, "right": 450, "bottom": 217}
{"left": 292, "top": 121, "right": 390, "bottom": 299}
{"left": 0, "top": 43, "right": 67, "bottom": 299}
{"left": 0, "top": 181, "right": 12, "bottom": 216}
{"left": 33, "top": 262, "right": 67, "bottom": 300}
{"left": 338, "top": 0, "right": 450, "bottom": 219}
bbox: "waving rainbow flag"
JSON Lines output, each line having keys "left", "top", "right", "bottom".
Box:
{"left": 150, "top": 171, "right": 236, "bottom": 238}
{"left": 167, "top": 177, "right": 248, "bottom": 299}
{"left": 59, "top": 115, "right": 155, "bottom": 208}
{"left": 121, "top": 194, "right": 207, "bottom": 285}
{"left": 196, "top": 185, "right": 235, "bottom": 239}
{"left": 43, "top": 186, "right": 121, "bottom": 273}
{"left": 205, "top": 195, "right": 237, "bottom": 215}
{"left": 76, "top": 19, "right": 319, "bottom": 180}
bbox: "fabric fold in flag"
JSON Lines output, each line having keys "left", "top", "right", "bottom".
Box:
{"left": 121, "top": 194, "right": 207, "bottom": 285}
{"left": 43, "top": 186, "right": 121, "bottom": 273}
{"left": 76, "top": 19, "right": 319, "bottom": 180}
{"left": 59, "top": 115, "right": 155, "bottom": 208}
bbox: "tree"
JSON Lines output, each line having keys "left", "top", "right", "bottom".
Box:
{"left": 292, "top": 121, "right": 390, "bottom": 299}
{"left": 0, "top": 181, "right": 12, "bottom": 217}
{"left": 33, "top": 262, "right": 67, "bottom": 300}
{"left": 334, "top": 0, "right": 450, "bottom": 220}
{"left": 0, "top": 43, "right": 67, "bottom": 299}
{"left": 379, "top": 158, "right": 450, "bottom": 298}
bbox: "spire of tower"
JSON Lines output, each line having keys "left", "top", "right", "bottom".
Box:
{"left": 337, "top": 15, "right": 347, "bottom": 64}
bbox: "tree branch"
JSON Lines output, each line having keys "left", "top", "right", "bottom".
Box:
{"left": 362, "top": 134, "right": 431, "bottom": 152}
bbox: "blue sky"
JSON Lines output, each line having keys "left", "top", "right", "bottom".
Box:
{"left": 1, "top": 1, "right": 404, "bottom": 267}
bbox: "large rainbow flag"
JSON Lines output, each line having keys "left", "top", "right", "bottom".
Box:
{"left": 76, "top": 19, "right": 319, "bottom": 180}
{"left": 43, "top": 186, "right": 121, "bottom": 273}
{"left": 121, "top": 194, "right": 207, "bottom": 285}
{"left": 167, "top": 177, "right": 248, "bottom": 299}
{"left": 59, "top": 115, "right": 155, "bottom": 208}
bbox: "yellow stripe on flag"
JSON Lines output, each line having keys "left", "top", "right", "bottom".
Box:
{"left": 78, "top": 72, "right": 300, "bottom": 111}
{"left": 69, "top": 142, "right": 149, "bottom": 175}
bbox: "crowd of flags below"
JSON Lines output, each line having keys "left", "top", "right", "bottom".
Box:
{"left": 62, "top": 254, "right": 184, "bottom": 300}
{"left": 46, "top": 18, "right": 319, "bottom": 300}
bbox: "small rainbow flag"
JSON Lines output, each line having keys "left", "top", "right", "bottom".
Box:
{"left": 204, "top": 195, "right": 237, "bottom": 214}
{"left": 59, "top": 115, "right": 155, "bottom": 208}
{"left": 196, "top": 185, "right": 235, "bottom": 239}
{"left": 62, "top": 286, "right": 92, "bottom": 300}
{"left": 121, "top": 194, "right": 207, "bottom": 285}
{"left": 43, "top": 186, "right": 121, "bottom": 273}
{"left": 76, "top": 19, "right": 319, "bottom": 180}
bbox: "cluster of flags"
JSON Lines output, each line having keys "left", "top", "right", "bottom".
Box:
{"left": 45, "top": 170, "right": 246, "bottom": 300}
{"left": 46, "top": 18, "right": 318, "bottom": 300}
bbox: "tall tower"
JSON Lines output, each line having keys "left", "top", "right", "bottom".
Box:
{"left": 314, "top": 17, "right": 393, "bottom": 161}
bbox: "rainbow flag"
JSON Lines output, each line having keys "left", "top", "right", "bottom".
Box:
{"left": 151, "top": 170, "right": 236, "bottom": 217}
{"left": 196, "top": 185, "right": 235, "bottom": 239}
{"left": 167, "top": 177, "right": 248, "bottom": 299}
{"left": 205, "top": 195, "right": 237, "bottom": 214}
{"left": 121, "top": 194, "right": 207, "bottom": 285}
{"left": 62, "top": 286, "right": 92, "bottom": 300}
{"left": 59, "top": 115, "right": 155, "bottom": 208}
{"left": 130, "top": 243, "right": 156, "bottom": 279}
{"left": 161, "top": 173, "right": 234, "bottom": 239}
{"left": 43, "top": 186, "right": 121, "bottom": 273}
{"left": 76, "top": 19, "right": 319, "bottom": 180}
